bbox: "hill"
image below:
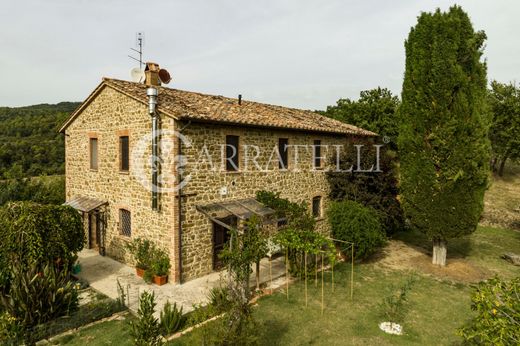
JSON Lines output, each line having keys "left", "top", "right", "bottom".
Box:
{"left": 0, "top": 102, "right": 79, "bottom": 178}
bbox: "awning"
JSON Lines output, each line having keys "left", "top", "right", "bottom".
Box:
{"left": 196, "top": 198, "right": 275, "bottom": 230}
{"left": 64, "top": 196, "right": 108, "bottom": 213}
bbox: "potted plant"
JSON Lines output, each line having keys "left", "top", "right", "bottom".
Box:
{"left": 126, "top": 238, "right": 153, "bottom": 278}
{"left": 151, "top": 249, "right": 171, "bottom": 286}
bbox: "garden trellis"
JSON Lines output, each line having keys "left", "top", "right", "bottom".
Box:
{"left": 278, "top": 237, "right": 355, "bottom": 314}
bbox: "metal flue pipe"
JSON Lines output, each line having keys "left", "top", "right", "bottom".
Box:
{"left": 147, "top": 87, "right": 159, "bottom": 211}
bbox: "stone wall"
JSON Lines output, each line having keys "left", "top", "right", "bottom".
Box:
{"left": 64, "top": 86, "right": 178, "bottom": 276}
{"left": 178, "top": 122, "right": 348, "bottom": 281}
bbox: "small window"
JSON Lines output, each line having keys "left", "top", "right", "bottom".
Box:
{"left": 226, "top": 135, "right": 239, "bottom": 171}
{"left": 89, "top": 138, "right": 98, "bottom": 170}
{"left": 278, "top": 138, "right": 288, "bottom": 169}
{"left": 312, "top": 196, "right": 322, "bottom": 218}
{"left": 313, "top": 139, "right": 322, "bottom": 169}
{"left": 119, "top": 209, "right": 131, "bottom": 237}
{"left": 120, "top": 136, "right": 129, "bottom": 171}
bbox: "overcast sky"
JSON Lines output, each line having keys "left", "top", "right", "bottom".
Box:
{"left": 1, "top": 1, "right": 518, "bottom": 110}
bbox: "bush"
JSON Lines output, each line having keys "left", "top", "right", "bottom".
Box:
{"left": 151, "top": 248, "right": 171, "bottom": 277}
{"left": 328, "top": 200, "right": 386, "bottom": 259}
{"left": 0, "top": 311, "right": 23, "bottom": 344}
{"left": 208, "top": 286, "right": 232, "bottom": 314}
{"left": 458, "top": 276, "right": 520, "bottom": 345}
{"left": 0, "top": 261, "right": 79, "bottom": 344}
{"left": 159, "top": 301, "right": 184, "bottom": 336}
{"left": 0, "top": 202, "right": 84, "bottom": 289}
{"left": 126, "top": 238, "right": 154, "bottom": 270}
{"left": 326, "top": 140, "right": 404, "bottom": 235}
{"left": 130, "top": 291, "right": 162, "bottom": 346}
{"left": 379, "top": 274, "right": 417, "bottom": 323}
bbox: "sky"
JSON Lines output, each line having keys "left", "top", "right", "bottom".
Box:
{"left": 1, "top": 1, "right": 519, "bottom": 110}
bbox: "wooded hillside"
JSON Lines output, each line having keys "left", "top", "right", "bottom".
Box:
{"left": 0, "top": 102, "right": 79, "bottom": 178}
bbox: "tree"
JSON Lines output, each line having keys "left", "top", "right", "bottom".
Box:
{"left": 320, "top": 87, "right": 400, "bottom": 146}
{"left": 326, "top": 137, "right": 404, "bottom": 235}
{"left": 488, "top": 81, "right": 520, "bottom": 176}
{"left": 398, "top": 6, "right": 490, "bottom": 266}
{"left": 0, "top": 202, "right": 84, "bottom": 288}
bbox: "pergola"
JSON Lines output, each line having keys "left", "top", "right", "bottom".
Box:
{"left": 196, "top": 197, "right": 276, "bottom": 230}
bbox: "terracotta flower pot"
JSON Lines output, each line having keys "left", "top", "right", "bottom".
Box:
{"left": 153, "top": 275, "right": 168, "bottom": 286}
{"left": 136, "top": 267, "right": 145, "bottom": 278}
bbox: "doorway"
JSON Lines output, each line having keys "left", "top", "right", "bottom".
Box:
{"left": 212, "top": 216, "right": 237, "bottom": 270}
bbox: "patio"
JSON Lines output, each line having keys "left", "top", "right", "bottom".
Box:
{"left": 76, "top": 249, "right": 288, "bottom": 315}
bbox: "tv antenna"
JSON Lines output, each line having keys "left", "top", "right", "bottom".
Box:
{"left": 128, "top": 32, "right": 145, "bottom": 69}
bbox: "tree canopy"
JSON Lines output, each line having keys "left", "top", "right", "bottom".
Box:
{"left": 398, "top": 6, "right": 490, "bottom": 265}
{"left": 320, "top": 87, "right": 400, "bottom": 145}
{"left": 0, "top": 102, "right": 79, "bottom": 178}
{"left": 488, "top": 81, "right": 520, "bottom": 176}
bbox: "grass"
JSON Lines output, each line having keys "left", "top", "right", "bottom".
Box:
{"left": 482, "top": 163, "right": 520, "bottom": 230}
{"left": 60, "top": 225, "right": 517, "bottom": 345}
{"left": 171, "top": 264, "right": 472, "bottom": 345}
{"left": 394, "top": 226, "right": 520, "bottom": 280}
{"left": 51, "top": 318, "right": 134, "bottom": 346}
{"left": 50, "top": 225, "right": 518, "bottom": 346}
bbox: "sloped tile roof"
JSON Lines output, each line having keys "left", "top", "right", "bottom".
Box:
{"left": 61, "top": 78, "right": 376, "bottom": 136}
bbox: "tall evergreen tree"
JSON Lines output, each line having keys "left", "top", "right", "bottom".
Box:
{"left": 398, "top": 6, "right": 490, "bottom": 265}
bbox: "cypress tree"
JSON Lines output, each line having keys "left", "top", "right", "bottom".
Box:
{"left": 398, "top": 6, "right": 490, "bottom": 265}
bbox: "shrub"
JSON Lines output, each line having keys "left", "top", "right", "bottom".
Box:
{"left": 0, "top": 261, "right": 79, "bottom": 343}
{"left": 208, "top": 286, "right": 232, "bottom": 314}
{"left": 0, "top": 202, "right": 83, "bottom": 289}
{"left": 458, "top": 276, "right": 520, "bottom": 345}
{"left": 159, "top": 301, "right": 184, "bottom": 336}
{"left": 326, "top": 141, "right": 404, "bottom": 235}
{"left": 151, "top": 248, "right": 171, "bottom": 277}
{"left": 379, "top": 274, "right": 417, "bottom": 323}
{"left": 186, "top": 303, "right": 220, "bottom": 328}
{"left": 130, "top": 291, "right": 162, "bottom": 346}
{"left": 328, "top": 200, "right": 386, "bottom": 259}
{"left": 126, "top": 238, "right": 154, "bottom": 270}
{"left": 0, "top": 311, "right": 23, "bottom": 344}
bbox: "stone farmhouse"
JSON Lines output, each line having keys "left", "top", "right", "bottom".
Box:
{"left": 60, "top": 62, "right": 375, "bottom": 283}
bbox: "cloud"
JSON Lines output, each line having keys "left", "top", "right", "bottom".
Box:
{"left": 1, "top": 0, "right": 519, "bottom": 109}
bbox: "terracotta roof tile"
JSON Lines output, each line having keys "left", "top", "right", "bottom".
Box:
{"left": 62, "top": 78, "right": 376, "bottom": 136}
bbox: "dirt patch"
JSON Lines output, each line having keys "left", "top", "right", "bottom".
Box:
{"left": 375, "top": 240, "right": 490, "bottom": 283}
{"left": 481, "top": 168, "right": 520, "bottom": 231}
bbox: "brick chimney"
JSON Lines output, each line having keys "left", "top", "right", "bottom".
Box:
{"left": 144, "top": 62, "right": 161, "bottom": 86}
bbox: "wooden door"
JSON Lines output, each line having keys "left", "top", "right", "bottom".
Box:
{"left": 213, "top": 217, "right": 236, "bottom": 270}
{"left": 88, "top": 213, "right": 100, "bottom": 250}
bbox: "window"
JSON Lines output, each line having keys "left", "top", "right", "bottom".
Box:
{"left": 312, "top": 196, "right": 322, "bottom": 218}
{"left": 278, "top": 138, "right": 288, "bottom": 169}
{"left": 313, "top": 139, "right": 322, "bottom": 169}
{"left": 119, "top": 209, "right": 131, "bottom": 237}
{"left": 89, "top": 138, "right": 98, "bottom": 170}
{"left": 226, "top": 135, "right": 239, "bottom": 171}
{"left": 119, "top": 136, "right": 129, "bottom": 171}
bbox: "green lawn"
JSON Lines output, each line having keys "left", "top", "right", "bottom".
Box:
{"left": 52, "top": 226, "right": 519, "bottom": 345}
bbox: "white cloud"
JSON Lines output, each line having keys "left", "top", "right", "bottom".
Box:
{"left": 0, "top": 0, "right": 519, "bottom": 109}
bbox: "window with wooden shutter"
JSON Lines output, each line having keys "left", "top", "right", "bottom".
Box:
{"left": 226, "top": 135, "right": 239, "bottom": 171}
{"left": 120, "top": 136, "right": 129, "bottom": 171}
{"left": 279, "top": 138, "right": 288, "bottom": 170}
{"left": 312, "top": 196, "right": 322, "bottom": 218}
{"left": 89, "top": 138, "right": 98, "bottom": 170}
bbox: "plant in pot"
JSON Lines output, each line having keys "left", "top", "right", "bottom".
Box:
{"left": 151, "top": 249, "right": 171, "bottom": 286}
{"left": 126, "top": 238, "right": 153, "bottom": 278}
